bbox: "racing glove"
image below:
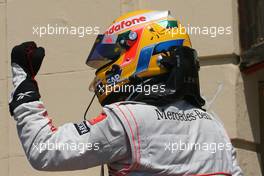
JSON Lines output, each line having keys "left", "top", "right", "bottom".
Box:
{"left": 9, "top": 41, "right": 45, "bottom": 115}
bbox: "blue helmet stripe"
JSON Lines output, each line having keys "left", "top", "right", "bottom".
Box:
{"left": 135, "top": 39, "right": 184, "bottom": 74}
{"left": 154, "top": 39, "right": 184, "bottom": 54}
{"left": 135, "top": 45, "right": 155, "bottom": 73}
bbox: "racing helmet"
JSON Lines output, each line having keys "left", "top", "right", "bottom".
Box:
{"left": 87, "top": 10, "right": 205, "bottom": 107}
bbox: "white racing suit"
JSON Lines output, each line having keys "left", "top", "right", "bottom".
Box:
{"left": 10, "top": 65, "right": 243, "bottom": 176}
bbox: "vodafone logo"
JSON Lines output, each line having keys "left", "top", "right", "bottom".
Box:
{"left": 106, "top": 16, "right": 146, "bottom": 34}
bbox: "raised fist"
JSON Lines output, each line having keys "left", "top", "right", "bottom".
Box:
{"left": 11, "top": 41, "right": 45, "bottom": 78}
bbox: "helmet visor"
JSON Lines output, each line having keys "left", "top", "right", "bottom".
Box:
{"left": 86, "top": 34, "right": 122, "bottom": 69}
{"left": 86, "top": 30, "right": 137, "bottom": 69}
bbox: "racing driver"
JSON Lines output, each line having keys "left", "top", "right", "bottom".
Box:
{"left": 9, "top": 10, "right": 243, "bottom": 175}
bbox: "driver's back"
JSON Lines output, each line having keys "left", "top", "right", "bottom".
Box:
{"left": 104, "top": 100, "right": 242, "bottom": 176}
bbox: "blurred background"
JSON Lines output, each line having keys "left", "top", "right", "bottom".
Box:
{"left": 0, "top": 0, "right": 263, "bottom": 175}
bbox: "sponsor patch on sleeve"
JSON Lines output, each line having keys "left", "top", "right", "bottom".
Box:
{"left": 74, "top": 121, "right": 90, "bottom": 135}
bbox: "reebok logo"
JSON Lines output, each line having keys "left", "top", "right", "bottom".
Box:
{"left": 17, "top": 91, "right": 34, "bottom": 101}
{"left": 106, "top": 16, "right": 146, "bottom": 34}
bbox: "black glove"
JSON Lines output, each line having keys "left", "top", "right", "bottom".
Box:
{"left": 11, "top": 41, "right": 45, "bottom": 79}
{"left": 9, "top": 41, "right": 45, "bottom": 115}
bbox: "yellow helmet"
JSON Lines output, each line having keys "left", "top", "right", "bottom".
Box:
{"left": 87, "top": 10, "right": 204, "bottom": 107}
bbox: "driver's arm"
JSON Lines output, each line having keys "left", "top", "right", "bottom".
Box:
{"left": 9, "top": 42, "right": 129, "bottom": 171}
{"left": 13, "top": 100, "right": 128, "bottom": 171}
